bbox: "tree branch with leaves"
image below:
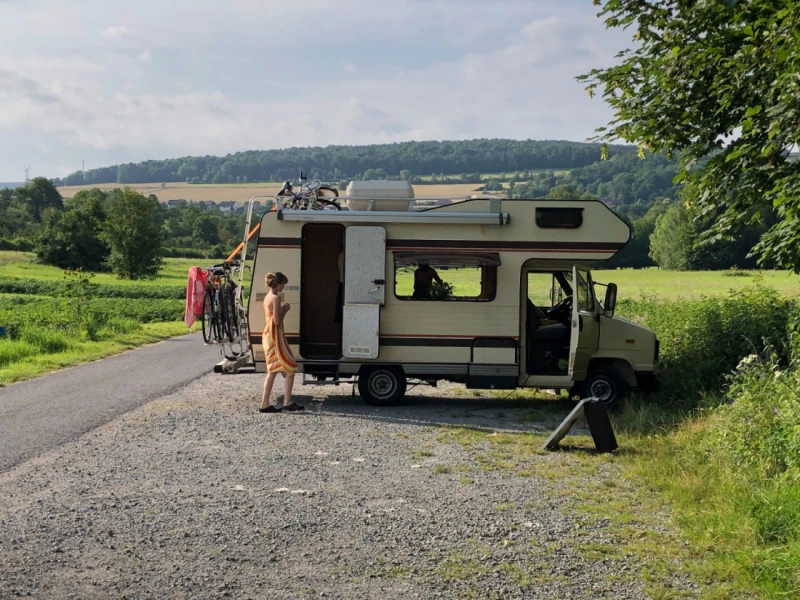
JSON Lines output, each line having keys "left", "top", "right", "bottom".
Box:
{"left": 580, "top": 0, "right": 800, "bottom": 271}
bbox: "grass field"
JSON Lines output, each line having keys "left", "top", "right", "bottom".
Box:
{"left": 593, "top": 267, "right": 800, "bottom": 298}
{"left": 394, "top": 261, "right": 800, "bottom": 300}
{"left": 0, "top": 252, "right": 213, "bottom": 386}
{"left": 0, "top": 322, "right": 198, "bottom": 385}
{"left": 4, "top": 251, "right": 798, "bottom": 299}
{"left": 57, "top": 182, "right": 489, "bottom": 204}
{"left": 0, "top": 252, "right": 210, "bottom": 287}
{"left": 415, "top": 169, "right": 573, "bottom": 181}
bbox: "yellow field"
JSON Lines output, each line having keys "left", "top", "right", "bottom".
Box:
{"left": 57, "top": 182, "right": 489, "bottom": 204}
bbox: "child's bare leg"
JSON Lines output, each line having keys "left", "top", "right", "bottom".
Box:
{"left": 283, "top": 373, "right": 295, "bottom": 407}
{"left": 260, "top": 372, "right": 278, "bottom": 409}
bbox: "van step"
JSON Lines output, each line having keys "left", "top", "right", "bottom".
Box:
{"left": 302, "top": 365, "right": 342, "bottom": 386}
{"left": 302, "top": 373, "right": 341, "bottom": 386}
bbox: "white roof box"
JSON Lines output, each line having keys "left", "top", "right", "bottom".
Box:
{"left": 345, "top": 180, "right": 415, "bottom": 211}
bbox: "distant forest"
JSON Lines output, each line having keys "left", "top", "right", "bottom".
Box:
{"left": 56, "top": 139, "right": 635, "bottom": 186}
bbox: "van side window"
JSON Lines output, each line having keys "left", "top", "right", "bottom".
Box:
{"left": 535, "top": 207, "right": 583, "bottom": 229}
{"left": 393, "top": 256, "right": 497, "bottom": 302}
{"left": 564, "top": 270, "right": 594, "bottom": 311}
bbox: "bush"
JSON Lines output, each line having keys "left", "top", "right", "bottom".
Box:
{"left": 101, "top": 317, "right": 141, "bottom": 335}
{"left": 618, "top": 286, "right": 795, "bottom": 407}
{"left": 717, "top": 355, "right": 800, "bottom": 481}
{"left": 0, "top": 276, "right": 184, "bottom": 299}
{"left": 20, "top": 327, "right": 72, "bottom": 354}
{"left": 0, "top": 338, "right": 38, "bottom": 367}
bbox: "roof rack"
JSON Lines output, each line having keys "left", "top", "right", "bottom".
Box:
{"left": 276, "top": 196, "right": 509, "bottom": 225}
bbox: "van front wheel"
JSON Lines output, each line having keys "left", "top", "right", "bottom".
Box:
{"left": 358, "top": 366, "right": 407, "bottom": 406}
{"left": 577, "top": 366, "right": 628, "bottom": 410}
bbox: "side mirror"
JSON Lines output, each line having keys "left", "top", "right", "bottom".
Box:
{"left": 604, "top": 283, "right": 617, "bottom": 318}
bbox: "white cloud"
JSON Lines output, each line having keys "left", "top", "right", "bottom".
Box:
{"left": 101, "top": 26, "right": 130, "bottom": 39}
{"left": 0, "top": 0, "right": 634, "bottom": 179}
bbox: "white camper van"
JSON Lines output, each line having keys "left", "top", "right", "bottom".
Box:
{"left": 246, "top": 182, "right": 658, "bottom": 408}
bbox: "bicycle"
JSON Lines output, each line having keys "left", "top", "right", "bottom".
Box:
{"left": 201, "top": 260, "right": 243, "bottom": 345}
{"left": 277, "top": 170, "right": 340, "bottom": 210}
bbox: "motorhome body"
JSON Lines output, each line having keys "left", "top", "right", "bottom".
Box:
{"left": 247, "top": 186, "right": 658, "bottom": 407}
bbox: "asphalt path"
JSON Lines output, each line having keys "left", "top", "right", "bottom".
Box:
{"left": 0, "top": 332, "right": 221, "bottom": 473}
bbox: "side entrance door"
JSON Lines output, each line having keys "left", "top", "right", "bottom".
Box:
{"left": 342, "top": 226, "right": 386, "bottom": 359}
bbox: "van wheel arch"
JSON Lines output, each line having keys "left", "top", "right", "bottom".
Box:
{"left": 358, "top": 365, "right": 407, "bottom": 406}
{"left": 575, "top": 359, "right": 634, "bottom": 410}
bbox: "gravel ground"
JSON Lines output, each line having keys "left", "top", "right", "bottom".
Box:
{"left": 0, "top": 374, "right": 698, "bottom": 599}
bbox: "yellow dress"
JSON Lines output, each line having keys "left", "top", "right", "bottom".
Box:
{"left": 263, "top": 300, "right": 297, "bottom": 375}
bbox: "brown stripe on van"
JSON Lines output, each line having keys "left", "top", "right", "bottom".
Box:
{"left": 249, "top": 334, "right": 300, "bottom": 345}
{"left": 386, "top": 239, "right": 624, "bottom": 252}
{"left": 257, "top": 236, "right": 301, "bottom": 248}
{"left": 379, "top": 337, "right": 515, "bottom": 348}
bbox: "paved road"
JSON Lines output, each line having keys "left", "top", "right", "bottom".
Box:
{"left": 0, "top": 332, "right": 221, "bottom": 473}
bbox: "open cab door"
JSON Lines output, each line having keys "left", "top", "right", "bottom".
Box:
{"left": 568, "top": 266, "right": 580, "bottom": 380}
{"left": 342, "top": 226, "right": 386, "bottom": 359}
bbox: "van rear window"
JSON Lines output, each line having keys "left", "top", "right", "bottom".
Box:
{"left": 535, "top": 207, "right": 583, "bottom": 229}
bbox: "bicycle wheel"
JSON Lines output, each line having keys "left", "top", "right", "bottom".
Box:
{"left": 313, "top": 186, "right": 341, "bottom": 210}
{"left": 201, "top": 290, "right": 214, "bottom": 343}
{"left": 212, "top": 290, "right": 224, "bottom": 342}
{"left": 222, "top": 285, "right": 239, "bottom": 342}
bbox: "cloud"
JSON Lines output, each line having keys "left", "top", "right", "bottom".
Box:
{"left": 0, "top": 0, "right": 634, "bottom": 179}
{"left": 101, "top": 26, "right": 130, "bottom": 39}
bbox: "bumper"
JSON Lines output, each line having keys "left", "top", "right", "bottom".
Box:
{"left": 635, "top": 371, "right": 660, "bottom": 394}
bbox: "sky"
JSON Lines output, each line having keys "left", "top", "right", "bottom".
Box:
{"left": 0, "top": 0, "right": 634, "bottom": 181}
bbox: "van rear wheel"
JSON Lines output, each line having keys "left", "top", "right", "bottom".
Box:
{"left": 358, "top": 366, "right": 407, "bottom": 406}
{"left": 578, "top": 366, "right": 628, "bottom": 410}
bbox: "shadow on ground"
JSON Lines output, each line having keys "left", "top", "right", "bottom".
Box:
{"left": 259, "top": 379, "right": 580, "bottom": 435}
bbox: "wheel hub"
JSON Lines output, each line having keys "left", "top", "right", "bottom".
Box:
{"left": 371, "top": 373, "right": 395, "bottom": 399}
{"left": 589, "top": 378, "right": 613, "bottom": 401}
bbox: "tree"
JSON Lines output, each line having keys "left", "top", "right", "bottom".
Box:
{"left": 649, "top": 203, "right": 697, "bottom": 270}
{"left": 192, "top": 214, "right": 220, "bottom": 246}
{"left": 399, "top": 169, "right": 412, "bottom": 181}
{"left": 101, "top": 188, "right": 164, "bottom": 279}
{"left": 35, "top": 190, "right": 109, "bottom": 271}
{"left": 14, "top": 177, "right": 63, "bottom": 222}
{"left": 545, "top": 184, "right": 591, "bottom": 200}
{"left": 581, "top": 0, "right": 800, "bottom": 271}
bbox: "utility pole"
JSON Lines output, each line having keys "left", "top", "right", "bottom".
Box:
{"left": 24, "top": 165, "right": 30, "bottom": 183}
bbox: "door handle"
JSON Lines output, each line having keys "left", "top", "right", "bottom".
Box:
{"left": 372, "top": 279, "right": 385, "bottom": 285}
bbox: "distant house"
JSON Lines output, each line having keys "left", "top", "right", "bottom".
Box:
{"left": 218, "top": 201, "right": 237, "bottom": 213}
{"left": 167, "top": 199, "right": 188, "bottom": 209}
{"left": 251, "top": 201, "right": 262, "bottom": 212}
{"left": 197, "top": 200, "right": 218, "bottom": 210}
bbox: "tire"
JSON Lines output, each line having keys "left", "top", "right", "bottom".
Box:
{"left": 316, "top": 185, "right": 339, "bottom": 198}
{"left": 358, "top": 366, "right": 407, "bottom": 406}
{"left": 221, "top": 285, "right": 238, "bottom": 342}
{"left": 314, "top": 186, "right": 341, "bottom": 210}
{"left": 201, "top": 291, "right": 215, "bottom": 343}
{"left": 578, "top": 366, "right": 629, "bottom": 410}
{"left": 218, "top": 291, "right": 233, "bottom": 343}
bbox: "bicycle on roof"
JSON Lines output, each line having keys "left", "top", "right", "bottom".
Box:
{"left": 276, "top": 170, "right": 341, "bottom": 210}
